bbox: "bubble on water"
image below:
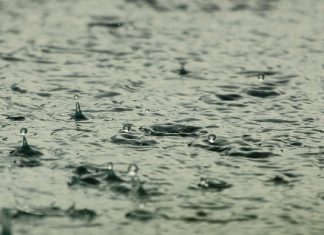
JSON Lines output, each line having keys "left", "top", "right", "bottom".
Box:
{"left": 20, "top": 128, "right": 28, "bottom": 136}
{"left": 208, "top": 134, "right": 216, "bottom": 143}
{"left": 128, "top": 164, "right": 139, "bottom": 177}
{"left": 258, "top": 73, "right": 265, "bottom": 81}
{"left": 122, "top": 124, "right": 132, "bottom": 132}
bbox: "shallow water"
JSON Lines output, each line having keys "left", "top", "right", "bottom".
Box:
{"left": 1, "top": 0, "right": 324, "bottom": 234}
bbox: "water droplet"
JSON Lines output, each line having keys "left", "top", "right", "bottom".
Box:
{"left": 139, "top": 126, "right": 151, "bottom": 135}
{"left": 199, "top": 178, "right": 209, "bottom": 187}
{"left": 20, "top": 128, "right": 28, "bottom": 136}
{"left": 128, "top": 164, "right": 139, "bottom": 177}
{"left": 122, "top": 124, "right": 132, "bottom": 132}
{"left": 107, "top": 162, "right": 114, "bottom": 170}
{"left": 258, "top": 73, "right": 265, "bottom": 81}
{"left": 208, "top": 134, "right": 216, "bottom": 143}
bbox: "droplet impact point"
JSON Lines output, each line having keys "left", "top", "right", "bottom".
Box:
{"left": 72, "top": 95, "right": 87, "bottom": 121}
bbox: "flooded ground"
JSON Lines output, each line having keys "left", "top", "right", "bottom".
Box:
{"left": 0, "top": 0, "right": 324, "bottom": 234}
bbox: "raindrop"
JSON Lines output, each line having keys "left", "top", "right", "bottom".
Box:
{"left": 107, "top": 162, "right": 114, "bottom": 170}
{"left": 199, "top": 178, "right": 209, "bottom": 187}
{"left": 122, "top": 124, "right": 132, "bottom": 132}
{"left": 208, "top": 134, "right": 216, "bottom": 143}
{"left": 72, "top": 95, "right": 87, "bottom": 121}
{"left": 105, "top": 162, "right": 124, "bottom": 182}
{"left": 20, "top": 128, "right": 30, "bottom": 149}
{"left": 10, "top": 127, "right": 43, "bottom": 157}
{"left": 258, "top": 73, "right": 265, "bottom": 81}
{"left": 20, "top": 127, "right": 28, "bottom": 136}
{"left": 128, "top": 164, "right": 139, "bottom": 177}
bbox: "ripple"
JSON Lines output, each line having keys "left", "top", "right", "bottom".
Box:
{"left": 229, "top": 151, "right": 275, "bottom": 159}
{"left": 88, "top": 17, "right": 124, "bottom": 29}
{"left": 6, "top": 116, "right": 25, "bottom": 121}
{"left": 94, "top": 91, "right": 121, "bottom": 98}
{"left": 9, "top": 204, "right": 96, "bottom": 222}
{"left": 246, "top": 86, "right": 281, "bottom": 98}
{"left": 190, "top": 137, "right": 232, "bottom": 154}
{"left": 216, "top": 94, "right": 242, "bottom": 101}
{"left": 140, "top": 124, "right": 203, "bottom": 137}
{"left": 194, "top": 177, "right": 232, "bottom": 192}
{"left": 125, "top": 209, "right": 158, "bottom": 221}
{"left": 266, "top": 175, "right": 291, "bottom": 186}
{"left": 175, "top": 214, "right": 258, "bottom": 224}
{"left": 119, "top": 80, "right": 144, "bottom": 93}
{"left": 111, "top": 133, "right": 158, "bottom": 146}
{"left": 11, "top": 84, "right": 27, "bottom": 94}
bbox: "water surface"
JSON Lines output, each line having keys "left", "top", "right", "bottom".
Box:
{"left": 0, "top": 0, "right": 324, "bottom": 234}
